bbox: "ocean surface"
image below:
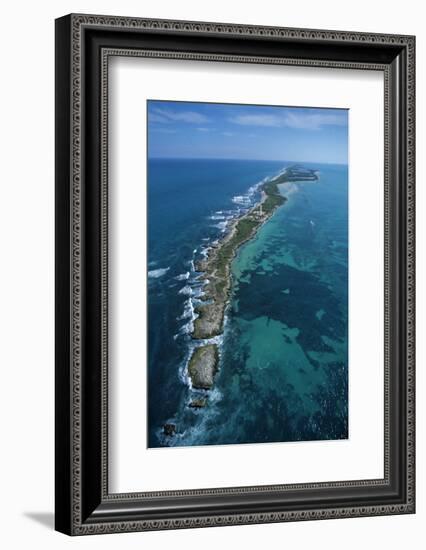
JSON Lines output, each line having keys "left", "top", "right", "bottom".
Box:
{"left": 147, "top": 158, "right": 348, "bottom": 448}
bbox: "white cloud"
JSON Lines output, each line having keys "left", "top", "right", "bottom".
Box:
{"left": 230, "top": 110, "right": 347, "bottom": 130}
{"left": 197, "top": 127, "right": 210, "bottom": 132}
{"left": 284, "top": 111, "right": 347, "bottom": 129}
{"left": 148, "top": 112, "right": 170, "bottom": 124}
{"left": 222, "top": 132, "right": 234, "bottom": 137}
{"left": 230, "top": 114, "right": 281, "bottom": 127}
{"left": 150, "top": 107, "right": 210, "bottom": 124}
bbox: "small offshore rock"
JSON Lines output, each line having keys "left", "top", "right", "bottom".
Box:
{"left": 163, "top": 423, "right": 176, "bottom": 436}
{"left": 189, "top": 397, "right": 208, "bottom": 409}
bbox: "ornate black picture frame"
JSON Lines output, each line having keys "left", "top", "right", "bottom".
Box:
{"left": 55, "top": 14, "right": 415, "bottom": 535}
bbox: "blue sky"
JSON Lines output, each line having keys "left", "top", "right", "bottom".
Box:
{"left": 147, "top": 100, "right": 348, "bottom": 164}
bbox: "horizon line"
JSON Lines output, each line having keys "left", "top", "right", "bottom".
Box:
{"left": 148, "top": 156, "right": 348, "bottom": 166}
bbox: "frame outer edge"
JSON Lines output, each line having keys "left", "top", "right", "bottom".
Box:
{"left": 55, "top": 14, "right": 73, "bottom": 536}
{"left": 70, "top": 13, "right": 84, "bottom": 536}
{"left": 60, "top": 13, "right": 416, "bottom": 535}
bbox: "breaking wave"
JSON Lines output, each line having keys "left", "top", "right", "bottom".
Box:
{"left": 175, "top": 271, "right": 190, "bottom": 281}
{"left": 148, "top": 267, "right": 170, "bottom": 279}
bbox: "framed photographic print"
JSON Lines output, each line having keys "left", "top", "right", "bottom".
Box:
{"left": 55, "top": 14, "right": 415, "bottom": 535}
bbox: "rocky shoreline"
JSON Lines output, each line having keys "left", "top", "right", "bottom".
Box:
{"left": 186, "top": 168, "right": 292, "bottom": 390}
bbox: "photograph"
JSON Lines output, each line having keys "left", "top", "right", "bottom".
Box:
{"left": 147, "top": 100, "right": 349, "bottom": 448}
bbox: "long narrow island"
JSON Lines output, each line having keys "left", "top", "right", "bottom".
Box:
{"left": 187, "top": 165, "right": 318, "bottom": 392}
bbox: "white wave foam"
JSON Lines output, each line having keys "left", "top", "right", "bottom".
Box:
{"left": 231, "top": 181, "right": 263, "bottom": 210}
{"left": 148, "top": 267, "right": 170, "bottom": 279}
{"left": 179, "top": 320, "right": 194, "bottom": 335}
{"left": 232, "top": 195, "right": 251, "bottom": 206}
{"left": 199, "top": 333, "right": 224, "bottom": 347}
{"left": 174, "top": 301, "right": 197, "bottom": 339}
{"left": 175, "top": 271, "right": 190, "bottom": 281}
{"left": 178, "top": 285, "right": 193, "bottom": 296}
{"left": 192, "top": 286, "right": 205, "bottom": 299}
{"left": 178, "top": 298, "right": 194, "bottom": 320}
{"left": 211, "top": 220, "right": 228, "bottom": 232}
{"left": 178, "top": 343, "right": 197, "bottom": 386}
{"left": 208, "top": 386, "right": 223, "bottom": 404}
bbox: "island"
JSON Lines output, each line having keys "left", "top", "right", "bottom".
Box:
{"left": 186, "top": 165, "right": 318, "bottom": 392}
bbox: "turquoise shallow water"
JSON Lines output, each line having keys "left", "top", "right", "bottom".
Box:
{"left": 147, "top": 159, "right": 348, "bottom": 447}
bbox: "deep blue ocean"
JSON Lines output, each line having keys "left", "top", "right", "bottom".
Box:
{"left": 147, "top": 158, "right": 348, "bottom": 448}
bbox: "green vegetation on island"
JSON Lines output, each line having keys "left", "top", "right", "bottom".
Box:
{"left": 273, "top": 165, "right": 318, "bottom": 183}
